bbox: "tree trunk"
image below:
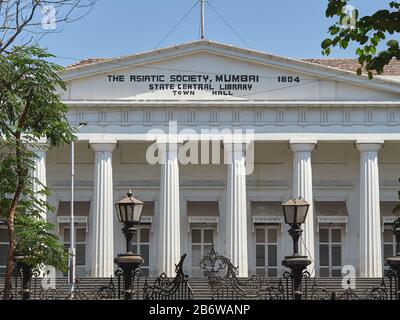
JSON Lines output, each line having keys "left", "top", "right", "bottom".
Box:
{"left": 2, "top": 182, "right": 23, "bottom": 300}
{"left": 3, "top": 221, "right": 16, "bottom": 300}
{"left": 2, "top": 135, "right": 24, "bottom": 300}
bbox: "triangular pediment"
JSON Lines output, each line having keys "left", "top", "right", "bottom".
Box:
{"left": 61, "top": 40, "right": 400, "bottom": 102}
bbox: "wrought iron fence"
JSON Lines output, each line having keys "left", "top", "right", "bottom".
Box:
{"left": 199, "top": 248, "right": 285, "bottom": 300}
{"left": 143, "top": 254, "right": 193, "bottom": 300}
{"left": 1, "top": 250, "right": 399, "bottom": 300}
{"left": 199, "top": 248, "right": 400, "bottom": 301}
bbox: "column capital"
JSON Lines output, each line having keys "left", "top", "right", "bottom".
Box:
{"left": 89, "top": 139, "right": 117, "bottom": 152}
{"left": 356, "top": 140, "right": 384, "bottom": 152}
{"left": 289, "top": 139, "right": 317, "bottom": 153}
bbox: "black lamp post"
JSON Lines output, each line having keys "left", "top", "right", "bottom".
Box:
{"left": 281, "top": 197, "right": 311, "bottom": 300}
{"left": 114, "top": 190, "right": 144, "bottom": 300}
{"left": 387, "top": 221, "right": 400, "bottom": 300}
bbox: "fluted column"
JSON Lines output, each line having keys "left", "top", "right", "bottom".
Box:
{"left": 158, "top": 142, "right": 181, "bottom": 277}
{"left": 357, "top": 141, "right": 383, "bottom": 278}
{"left": 290, "top": 140, "right": 316, "bottom": 276}
{"left": 28, "top": 143, "right": 48, "bottom": 220}
{"left": 89, "top": 140, "right": 117, "bottom": 277}
{"left": 225, "top": 142, "right": 249, "bottom": 277}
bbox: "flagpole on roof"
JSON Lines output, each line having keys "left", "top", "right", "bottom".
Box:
{"left": 200, "top": 0, "right": 205, "bottom": 39}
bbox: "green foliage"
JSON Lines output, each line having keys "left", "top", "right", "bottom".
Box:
{"left": 15, "top": 214, "right": 69, "bottom": 272}
{"left": 0, "top": 46, "right": 75, "bottom": 145}
{"left": 322, "top": 0, "right": 400, "bottom": 76}
{"left": 0, "top": 45, "right": 76, "bottom": 272}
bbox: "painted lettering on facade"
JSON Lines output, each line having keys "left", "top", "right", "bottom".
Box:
{"left": 106, "top": 73, "right": 262, "bottom": 96}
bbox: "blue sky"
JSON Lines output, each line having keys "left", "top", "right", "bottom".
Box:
{"left": 37, "top": 0, "right": 396, "bottom": 66}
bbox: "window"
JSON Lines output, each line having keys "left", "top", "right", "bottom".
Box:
{"left": 131, "top": 226, "right": 150, "bottom": 276}
{"left": 383, "top": 225, "right": 396, "bottom": 275}
{"left": 319, "top": 227, "right": 342, "bottom": 277}
{"left": 0, "top": 225, "right": 8, "bottom": 275}
{"left": 255, "top": 226, "right": 279, "bottom": 277}
{"left": 191, "top": 228, "right": 214, "bottom": 274}
{"left": 63, "top": 227, "right": 86, "bottom": 267}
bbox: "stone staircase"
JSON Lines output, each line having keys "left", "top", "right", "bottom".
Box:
{"left": 0, "top": 276, "right": 393, "bottom": 300}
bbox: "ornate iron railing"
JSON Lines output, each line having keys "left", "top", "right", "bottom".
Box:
{"left": 199, "top": 248, "right": 285, "bottom": 300}
{"left": 143, "top": 254, "right": 193, "bottom": 300}
{"left": 1, "top": 251, "right": 399, "bottom": 300}
{"left": 199, "top": 248, "right": 399, "bottom": 300}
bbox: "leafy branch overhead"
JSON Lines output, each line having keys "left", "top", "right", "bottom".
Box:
{"left": 0, "top": 46, "right": 74, "bottom": 145}
{"left": 322, "top": 0, "right": 400, "bottom": 78}
{"left": 15, "top": 214, "right": 69, "bottom": 272}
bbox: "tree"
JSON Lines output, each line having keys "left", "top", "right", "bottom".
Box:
{"left": 0, "top": 45, "right": 75, "bottom": 300}
{"left": 322, "top": 0, "right": 400, "bottom": 78}
{"left": 0, "top": 0, "right": 97, "bottom": 54}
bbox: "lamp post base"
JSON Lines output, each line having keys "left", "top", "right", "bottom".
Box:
{"left": 114, "top": 253, "right": 143, "bottom": 300}
{"left": 282, "top": 255, "right": 311, "bottom": 300}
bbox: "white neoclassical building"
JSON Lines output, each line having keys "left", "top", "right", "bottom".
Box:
{"left": 2, "top": 40, "right": 400, "bottom": 279}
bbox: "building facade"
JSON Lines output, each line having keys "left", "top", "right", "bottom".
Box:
{"left": 1, "top": 40, "right": 400, "bottom": 279}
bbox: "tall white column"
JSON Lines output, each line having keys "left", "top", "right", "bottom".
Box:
{"left": 158, "top": 142, "right": 181, "bottom": 277}
{"left": 29, "top": 143, "right": 48, "bottom": 220}
{"left": 290, "top": 140, "right": 316, "bottom": 275}
{"left": 225, "top": 142, "right": 248, "bottom": 277}
{"left": 89, "top": 140, "right": 116, "bottom": 277}
{"left": 357, "top": 141, "right": 383, "bottom": 278}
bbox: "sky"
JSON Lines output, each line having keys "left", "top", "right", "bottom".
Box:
{"left": 35, "top": 0, "right": 398, "bottom": 66}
